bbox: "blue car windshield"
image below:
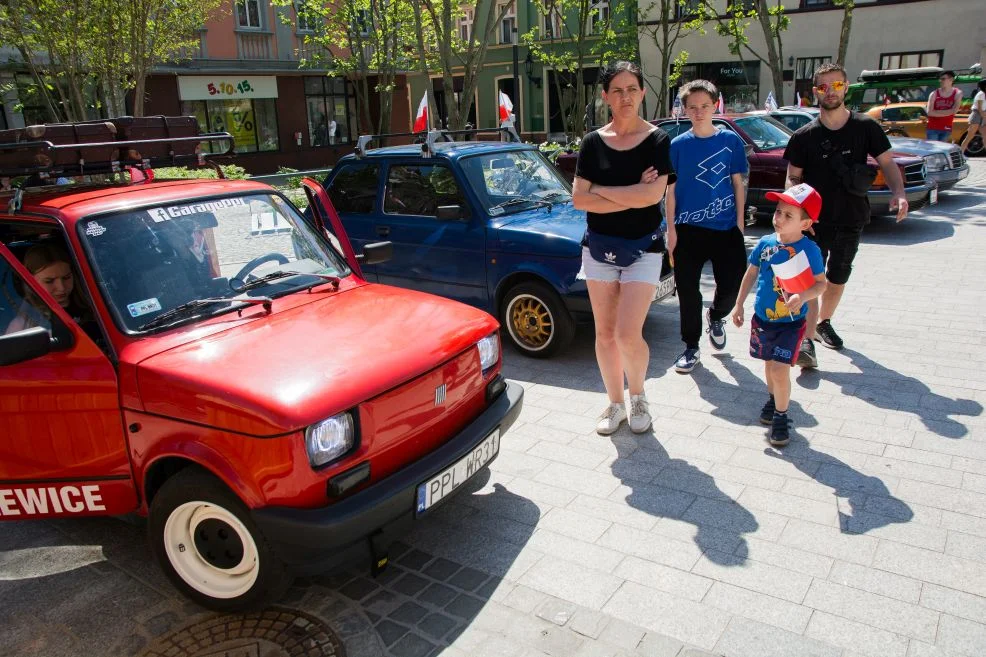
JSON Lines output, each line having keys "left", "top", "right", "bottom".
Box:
{"left": 460, "top": 150, "right": 572, "bottom": 215}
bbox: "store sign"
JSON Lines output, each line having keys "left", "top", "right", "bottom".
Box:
{"left": 178, "top": 76, "right": 278, "bottom": 101}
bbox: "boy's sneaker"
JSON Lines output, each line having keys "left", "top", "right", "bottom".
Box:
{"left": 706, "top": 309, "right": 727, "bottom": 351}
{"left": 596, "top": 403, "right": 627, "bottom": 435}
{"left": 815, "top": 320, "right": 844, "bottom": 350}
{"left": 769, "top": 412, "right": 791, "bottom": 447}
{"left": 759, "top": 396, "right": 776, "bottom": 425}
{"left": 674, "top": 348, "right": 701, "bottom": 373}
{"left": 628, "top": 393, "right": 652, "bottom": 433}
{"left": 796, "top": 338, "right": 818, "bottom": 369}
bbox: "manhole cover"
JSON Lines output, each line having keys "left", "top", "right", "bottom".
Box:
{"left": 140, "top": 607, "right": 345, "bottom": 657}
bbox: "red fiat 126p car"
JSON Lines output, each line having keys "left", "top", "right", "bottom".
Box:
{"left": 0, "top": 119, "right": 522, "bottom": 611}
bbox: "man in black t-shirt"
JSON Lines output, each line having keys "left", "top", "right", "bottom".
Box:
{"left": 783, "top": 62, "right": 908, "bottom": 367}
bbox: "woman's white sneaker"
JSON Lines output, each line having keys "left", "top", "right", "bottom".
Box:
{"left": 628, "top": 393, "right": 652, "bottom": 433}
{"left": 596, "top": 403, "right": 627, "bottom": 435}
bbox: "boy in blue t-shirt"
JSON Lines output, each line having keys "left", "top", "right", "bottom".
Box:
{"left": 666, "top": 80, "right": 750, "bottom": 374}
{"left": 731, "top": 184, "right": 827, "bottom": 446}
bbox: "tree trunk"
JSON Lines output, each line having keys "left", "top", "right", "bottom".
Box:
{"left": 756, "top": 0, "right": 784, "bottom": 106}
{"left": 837, "top": 1, "right": 853, "bottom": 66}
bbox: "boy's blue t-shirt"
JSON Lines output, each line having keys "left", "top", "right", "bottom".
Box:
{"left": 749, "top": 234, "right": 825, "bottom": 322}
{"left": 669, "top": 128, "right": 749, "bottom": 231}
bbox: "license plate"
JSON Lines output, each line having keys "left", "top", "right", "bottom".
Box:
{"left": 416, "top": 428, "right": 500, "bottom": 515}
{"left": 654, "top": 274, "right": 675, "bottom": 301}
{"left": 929, "top": 188, "right": 938, "bottom": 205}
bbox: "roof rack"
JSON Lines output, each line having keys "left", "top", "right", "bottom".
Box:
{"left": 0, "top": 118, "right": 233, "bottom": 178}
{"left": 354, "top": 125, "right": 521, "bottom": 159}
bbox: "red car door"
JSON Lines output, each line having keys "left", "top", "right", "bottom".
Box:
{"left": 0, "top": 243, "right": 137, "bottom": 519}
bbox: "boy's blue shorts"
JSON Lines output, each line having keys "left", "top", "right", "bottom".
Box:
{"left": 750, "top": 315, "right": 807, "bottom": 365}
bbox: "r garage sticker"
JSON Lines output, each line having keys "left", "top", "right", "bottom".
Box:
{"left": 148, "top": 197, "right": 245, "bottom": 222}
{"left": 0, "top": 485, "right": 106, "bottom": 517}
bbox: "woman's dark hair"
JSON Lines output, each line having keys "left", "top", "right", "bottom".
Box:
{"left": 978, "top": 79, "right": 986, "bottom": 93}
{"left": 599, "top": 61, "right": 644, "bottom": 92}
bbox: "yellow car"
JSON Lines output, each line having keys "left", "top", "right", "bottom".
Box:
{"left": 864, "top": 102, "right": 972, "bottom": 144}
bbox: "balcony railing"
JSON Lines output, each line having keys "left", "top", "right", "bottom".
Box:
{"left": 236, "top": 31, "right": 274, "bottom": 60}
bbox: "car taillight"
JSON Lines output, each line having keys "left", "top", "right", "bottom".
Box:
{"left": 872, "top": 169, "right": 887, "bottom": 188}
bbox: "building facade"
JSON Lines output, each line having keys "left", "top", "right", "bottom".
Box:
{"left": 640, "top": 0, "right": 986, "bottom": 115}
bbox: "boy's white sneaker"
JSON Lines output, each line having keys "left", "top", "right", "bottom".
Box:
{"left": 628, "top": 393, "right": 652, "bottom": 434}
{"left": 596, "top": 403, "right": 627, "bottom": 435}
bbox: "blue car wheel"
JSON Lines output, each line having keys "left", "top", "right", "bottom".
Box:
{"left": 500, "top": 280, "right": 575, "bottom": 358}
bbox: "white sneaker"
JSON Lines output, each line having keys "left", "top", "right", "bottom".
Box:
{"left": 596, "top": 403, "right": 627, "bottom": 435}
{"left": 628, "top": 393, "right": 652, "bottom": 433}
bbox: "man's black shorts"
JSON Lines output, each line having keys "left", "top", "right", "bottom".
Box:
{"left": 806, "top": 224, "right": 863, "bottom": 285}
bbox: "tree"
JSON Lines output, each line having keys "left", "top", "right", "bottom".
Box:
{"left": 702, "top": 0, "right": 790, "bottom": 106}
{"left": 0, "top": 0, "right": 221, "bottom": 120}
{"left": 834, "top": 0, "right": 854, "bottom": 67}
{"left": 410, "top": 0, "right": 516, "bottom": 132}
{"left": 523, "top": 0, "right": 637, "bottom": 139}
{"left": 287, "top": 0, "right": 419, "bottom": 135}
{"left": 638, "top": 0, "right": 708, "bottom": 117}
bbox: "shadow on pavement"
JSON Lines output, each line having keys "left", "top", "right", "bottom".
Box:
{"left": 798, "top": 348, "right": 982, "bottom": 439}
{"left": 764, "top": 435, "right": 915, "bottom": 534}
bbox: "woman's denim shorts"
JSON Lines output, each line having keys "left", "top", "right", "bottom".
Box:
{"left": 580, "top": 247, "right": 664, "bottom": 285}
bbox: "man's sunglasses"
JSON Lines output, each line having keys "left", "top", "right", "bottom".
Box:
{"left": 815, "top": 81, "right": 847, "bottom": 93}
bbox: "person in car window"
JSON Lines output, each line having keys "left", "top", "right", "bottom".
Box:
{"left": 572, "top": 60, "right": 674, "bottom": 436}
{"left": 4, "top": 244, "right": 97, "bottom": 340}
{"left": 665, "top": 80, "right": 749, "bottom": 375}
{"left": 959, "top": 79, "right": 986, "bottom": 154}
{"left": 784, "top": 62, "right": 906, "bottom": 368}
{"left": 925, "top": 70, "right": 963, "bottom": 142}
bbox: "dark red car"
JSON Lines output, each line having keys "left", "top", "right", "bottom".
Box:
{"left": 554, "top": 114, "right": 936, "bottom": 217}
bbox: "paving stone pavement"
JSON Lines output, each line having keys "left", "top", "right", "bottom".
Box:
{"left": 2, "top": 163, "right": 986, "bottom": 657}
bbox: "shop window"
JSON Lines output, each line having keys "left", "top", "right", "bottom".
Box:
{"left": 305, "top": 76, "right": 355, "bottom": 146}
{"left": 795, "top": 56, "right": 832, "bottom": 102}
{"left": 880, "top": 51, "right": 943, "bottom": 70}
{"left": 181, "top": 98, "right": 279, "bottom": 153}
{"left": 237, "top": 0, "right": 263, "bottom": 28}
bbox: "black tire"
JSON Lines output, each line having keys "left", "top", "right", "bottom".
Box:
{"left": 500, "top": 280, "right": 575, "bottom": 358}
{"left": 961, "top": 131, "right": 984, "bottom": 157}
{"left": 148, "top": 467, "right": 292, "bottom": 611}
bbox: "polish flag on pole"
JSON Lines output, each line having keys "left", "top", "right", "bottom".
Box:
{"left": 412, "top": 92, "right": 429, "bottom": 132}
{"left": 771, "top": 250, "right": 816, "bottom": 295}
{"left": 716, "top": 93, "right": 725, "bottom": 114}
{"left": 498, "top": 91, "right": 514, "bottom": 123}
{"left": 795, "top": 91, "right": 802, "bottom": 107}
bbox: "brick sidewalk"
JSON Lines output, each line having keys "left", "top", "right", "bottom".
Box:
{"left": 2, "top": 162, "right": 985, "bottom": 657}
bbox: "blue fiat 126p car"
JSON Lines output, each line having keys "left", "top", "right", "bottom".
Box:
{"left": 320, "top": 129, "right": 675, "bottom": 358}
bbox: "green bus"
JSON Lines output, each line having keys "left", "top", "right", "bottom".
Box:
{"left": 846, "top": 64, "right": 982, "bottom": 112}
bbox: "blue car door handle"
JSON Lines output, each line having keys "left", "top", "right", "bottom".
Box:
{"left": 376, "top": 225, "right": 390, "bottom": 237}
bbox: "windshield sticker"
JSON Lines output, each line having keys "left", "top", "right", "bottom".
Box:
{"left": 85, "top": 221, "right": 107, "bottom": 237}
{"left": 148, "top": 197, "right": 245, "bottom": 223}
{"left": 127, "top": 298, "right": 162, "bottom": 318}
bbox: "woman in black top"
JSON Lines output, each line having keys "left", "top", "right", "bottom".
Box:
{"left": 572, "top": 61, "right": 674, "bottom": 436}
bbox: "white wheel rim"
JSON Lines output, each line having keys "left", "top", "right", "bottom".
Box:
{"left": 163, "top": 501, "right": 260, "bottom": 599}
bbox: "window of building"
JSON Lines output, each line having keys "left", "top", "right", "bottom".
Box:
{"left": 589, "top": 1, "right": 610, "bottom": 33}
{"left": 459, "top": 7, "right": 474, "bottom": 42}
{"left": 432, "top": 77, "right": 477, "bottom": 129}
{"left": 304, "top": 76, "right": 356, "bottom": 147}
{"left": 328, "top": 163, "right": 379, "bottom": 214}
{"left": 353, "top": 9, "right": 372, "bottom": 37}
{"left": 236, "top": 0, "right": 263, "bottom": 28}
{"left": 800, "top": 0, "right": 833, "bottom": 7}
{"left": 728, "top": 0, "right": 756, "bottom": 12}
{"left": 880, "top": 50, "right": 943, "bottom": 70}
{"left": 296, "top": 1, "right": 318, "bottom": 32}
{"left": 542, "top": 6, "right": 562, "bottom": 38}
{"left": 181, "top": 98, "right": 279, "bottom": 154}
{"left": 498, "top": 2, "right": 516, "bottom": 44}
{"left": 795, "top": 55, "right": 832, "bottom": 101}
{"left": 384, "top": 165, "right": 469, "bottom": 217}
{"left": 676, "top": 0, "right": 702, "bottom": 19}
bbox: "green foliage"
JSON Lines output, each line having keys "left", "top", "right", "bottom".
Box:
{"left": 153, "top": 165, "right": 249, "bottom": 180}
{"left": 537, "top": 138, "right": 581, "bottom": 164}
{"left": 276, "top": 166, "right": 305, "bottom": 190}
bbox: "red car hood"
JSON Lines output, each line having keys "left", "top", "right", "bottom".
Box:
{"left": 135, "top": 285, "right": 499, "bottom": 436}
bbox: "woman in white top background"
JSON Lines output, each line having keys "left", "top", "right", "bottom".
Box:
{"left": 959, "top": 79, "right": 986, "bottom": 155}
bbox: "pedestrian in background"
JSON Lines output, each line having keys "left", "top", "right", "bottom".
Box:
{"left": 572, "top": 61, "right": 674, "bottom": 435}
{"left": 665, "top": 79, "right": 749, "bottom": 374}
{"left": 959, "top": 79, "right": 986, "bottom": 154}
{"left": 925, "top": 71, "right": 963, "bottom": 143}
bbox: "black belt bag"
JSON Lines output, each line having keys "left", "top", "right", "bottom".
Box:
{"left": 586, "top": 229, "right": 662, "bottom": 267}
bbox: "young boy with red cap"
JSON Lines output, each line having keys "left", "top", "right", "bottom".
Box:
{"left": 731, "top": 184, "right": 828, "bottom": 446}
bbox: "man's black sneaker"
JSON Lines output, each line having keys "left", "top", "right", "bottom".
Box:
{"left": 707, "top": 309, "right": 727, "bottom": 351}
{"left": 796, "top": 337, "right": 818, "bottom": 369}
{"left": 769, "top": 412, "right": 791, "bottom": 447}
{"left": 759, "top": 395, "right": 776, "bottom": 425}
{"left": 815, "top": 320, "right": 844, "bottom": 350}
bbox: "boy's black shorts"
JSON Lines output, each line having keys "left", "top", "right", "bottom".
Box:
{"left": 805, "top": 224, "right": 863, "bottom": 285}
{"left": 750, "top": 315, "right": 808, "bottom": 365}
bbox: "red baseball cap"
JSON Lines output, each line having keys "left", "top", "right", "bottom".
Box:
{"left": 766, "top": 183, "right": 822, "bottom": 222}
